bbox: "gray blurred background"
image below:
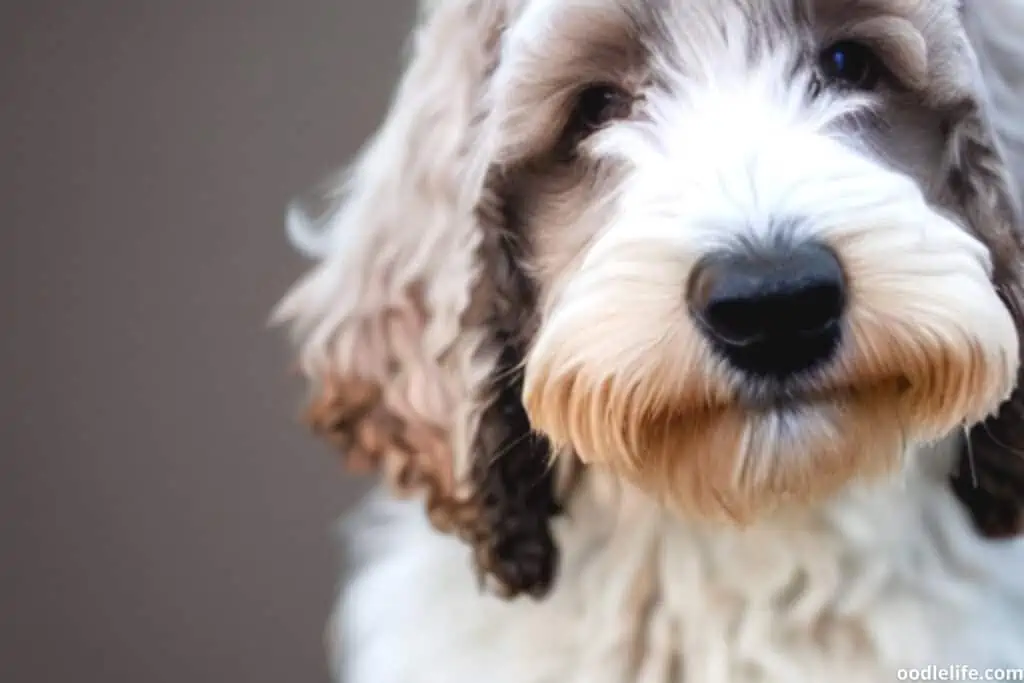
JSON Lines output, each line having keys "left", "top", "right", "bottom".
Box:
{"left": 0, "top": 2, "right": 415, "bottom": 681}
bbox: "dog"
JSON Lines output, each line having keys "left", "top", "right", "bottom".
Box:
{"left": 273, "top": 0, "right": 1024, "bottom": 680}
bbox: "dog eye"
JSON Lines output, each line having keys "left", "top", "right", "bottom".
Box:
{"left": 565, "top": 84, "right": 632, "bottom": 139}
{"left": 819, "top": 41, "right": 884, "bottom": 90}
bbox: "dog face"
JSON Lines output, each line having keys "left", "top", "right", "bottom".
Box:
{"left": 275, "top": 0, "right": 1024, "bottom": 597}
{"left": 502, "top": 0, "right": 1022, "bottom": 523}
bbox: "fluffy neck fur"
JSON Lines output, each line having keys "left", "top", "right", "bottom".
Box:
{"left": 333, "top": 438, "right": 1024, "bottom": 683}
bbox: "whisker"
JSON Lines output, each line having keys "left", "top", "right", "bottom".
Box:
{"left": 961, "top": 424, "right": 979, "bottom": 488}
{"left": 483, "top": 430, "right": 534, "bottom": 469}
{"left": 980, "top": 421, "right": 1024, "bottom": 459}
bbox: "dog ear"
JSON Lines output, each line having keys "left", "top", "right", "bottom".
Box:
{"left": 946, "top": 103, "right": 1024, "bottom": 538}
{"left": 946, "top": 3, "right": 1024, "bottom": 539}
{"left": 273, "top": 0, "right": 564, "bottom": 598}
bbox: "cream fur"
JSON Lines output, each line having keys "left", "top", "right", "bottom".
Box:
{"left": 274, "top": 0, "right": 1024, "bottom": 681}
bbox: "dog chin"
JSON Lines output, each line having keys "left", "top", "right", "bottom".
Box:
{"left": 524, "top": 364, "right": 1012, "bottom": 524}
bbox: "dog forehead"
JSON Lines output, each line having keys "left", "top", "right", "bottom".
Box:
{"left": 507, "top": 0, "right": 962, "bottom": 45}
{"left": 499, "top": 0, "right": 971, "bottom": 110}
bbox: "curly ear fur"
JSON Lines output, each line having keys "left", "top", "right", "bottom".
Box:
{"left": 273, "top": 0, "right": 565, "bottom": 598}
{"left": 949, "top": 0, "right": 1024, "bottom": 539}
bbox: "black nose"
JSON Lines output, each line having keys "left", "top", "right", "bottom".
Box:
{"left": 688, "top": 242, "right": 846, "bottom": 379}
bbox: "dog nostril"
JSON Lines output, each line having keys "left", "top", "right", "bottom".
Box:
{"left": 689, "top": 242, "right": 846, "bottom": 379}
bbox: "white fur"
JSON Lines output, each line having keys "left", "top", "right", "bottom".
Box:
{"left": 331, "top": 441, "right": 1024, "bottom": 682}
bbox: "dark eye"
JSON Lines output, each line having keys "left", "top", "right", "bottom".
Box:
{"left": 565, "top": 84, "right": 632, "bottom": 140}
{"left": 819, "top": 41, "right": 884, "bottom": 90}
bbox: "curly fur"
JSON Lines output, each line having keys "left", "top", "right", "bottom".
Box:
{"left": 273, "top": 0, "right": 1024, "bottom": 680}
